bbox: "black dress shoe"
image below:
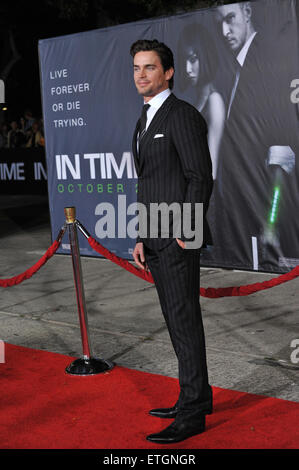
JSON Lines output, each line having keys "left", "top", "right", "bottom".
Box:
{"left": 149, "top": 405, "right": 178, "bottom": 419}
{"left": 146, "top": 416, "right": 206, "bottom": 444}
{"left": 149, "top": 404, "right": 212, "bottom": 418}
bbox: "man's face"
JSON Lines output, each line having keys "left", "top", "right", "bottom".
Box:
{"left": 133, "top": 50, "right": 173, "bottom": 101}
{"left": 216, "top": 4, "right": 251, "bottom": 53}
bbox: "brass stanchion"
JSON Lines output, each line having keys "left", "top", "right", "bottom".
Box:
{"left": 64, "top": 207, "right": 114, "bottom": 375}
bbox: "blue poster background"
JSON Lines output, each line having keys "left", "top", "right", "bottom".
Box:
{"left": 38, "top": 8, "right": 225, "bottom": 258}
{"left": 39, "top": 0, "right": 299, "bottom": 272}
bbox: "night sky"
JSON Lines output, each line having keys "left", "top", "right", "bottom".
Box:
{"left": 0, "top": 0, "right": 229, "bottom": 122}
{"left": 0, "top": 3, "right": 92, "bottom": 121}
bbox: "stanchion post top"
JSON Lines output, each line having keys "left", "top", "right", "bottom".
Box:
{"left": 64, "top": 207, "right": 76, "bottom": 224}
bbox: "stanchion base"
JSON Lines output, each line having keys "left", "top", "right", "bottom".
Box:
{"left": 65, "top": 357, "right": 114, "bottom": 376}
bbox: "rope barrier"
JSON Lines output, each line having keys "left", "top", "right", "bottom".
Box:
{"left": 2, "top": 206, "right": 297, "bottom": 377}
{"left": 87, "top": 236, "right": 299, "bottom": 298}
{"left": 0, "top": 239, "right": 61, "bottom": 288}
{"left": 88, "top": 236, "right": 154, "bottom": 285}
{"left": 0, "top": 224, "right": 66, "bottom": 288}
{"left": 1, "top": 214, "right": 298, "bottom": 298}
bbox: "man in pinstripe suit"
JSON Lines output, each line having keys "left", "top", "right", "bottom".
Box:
{"left": 130, "top": 39, "right": 213, "bottom": 444}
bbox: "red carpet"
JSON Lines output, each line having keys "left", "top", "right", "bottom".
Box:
{"left": 0, "top": 343, "right": 298, "bottom": 449}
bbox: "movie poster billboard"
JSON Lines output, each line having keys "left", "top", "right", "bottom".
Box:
{"left": 39, "top": 0, "right": 299, "bottom": 272}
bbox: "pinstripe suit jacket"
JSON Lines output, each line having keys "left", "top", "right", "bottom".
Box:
{"left": 132, "top": 93, "right": 213, "bottom": 251}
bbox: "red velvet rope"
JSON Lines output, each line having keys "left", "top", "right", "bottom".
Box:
{"left": 2, "top": 232, "right": 297, "bottom": 296}
{"left": 0, "top": 240, "right": 60, "bottom": 288}
{"left": 88, "top": 236, "right": 154, "bottom": 285}
{"left": 88, "top": 236, "right": 299, "bottom": 298}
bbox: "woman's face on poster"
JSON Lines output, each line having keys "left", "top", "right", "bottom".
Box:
{"left": 185, "top": 47, "right": 200, "bottom": 85}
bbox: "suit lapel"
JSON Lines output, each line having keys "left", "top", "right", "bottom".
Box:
{"left": 138, "top": 93, "right": 176, "bottom": 171}
{"left": 132, "top": 119, "right": 140, "bottom": 174}
{"left": 229, "top": 34, "right": 259, "bottom": 118}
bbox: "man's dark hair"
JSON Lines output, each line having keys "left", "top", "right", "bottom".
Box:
{"left": 130, "top": 39, "right": 174, "bottom": 90}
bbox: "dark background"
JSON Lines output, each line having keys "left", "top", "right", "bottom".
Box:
{"left": 0, "top": 0, "right": 239, "bottom": 121}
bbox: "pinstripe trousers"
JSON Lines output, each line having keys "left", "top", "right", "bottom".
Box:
{"left": 144, "top": 238, "right": 213, "bottom": 421}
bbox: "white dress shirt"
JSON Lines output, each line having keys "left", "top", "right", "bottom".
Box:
{"left": 144, "top": 88, "right": 172, "bottom": 130}
{"left": 236, "top": 31, "right": 257, "bottom": 67}
{"left": 137, "top": 88, "right": 171, "bottom": 151}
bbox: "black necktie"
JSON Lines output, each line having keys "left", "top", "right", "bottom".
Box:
{"left": 138, "top": 103, "right": 150, "bottom": 143}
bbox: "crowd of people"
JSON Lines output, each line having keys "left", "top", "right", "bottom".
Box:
{"left": 0, "top": 110, "right": 45, "bottom": 149}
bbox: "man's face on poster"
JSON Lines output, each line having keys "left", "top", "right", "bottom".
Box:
{"left": 216, "top": 3, "right": 252, "bottom": 54}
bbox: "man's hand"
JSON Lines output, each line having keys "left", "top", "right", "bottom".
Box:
{"left": 176, "top": 238, "right": 186, "bottom": 249}
{"left": 133, "top": 242, "right": 148, "bottom": 270}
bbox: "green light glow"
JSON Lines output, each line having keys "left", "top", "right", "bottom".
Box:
{"left": 269, "top": 187, "right": 280, "bottom": 224}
